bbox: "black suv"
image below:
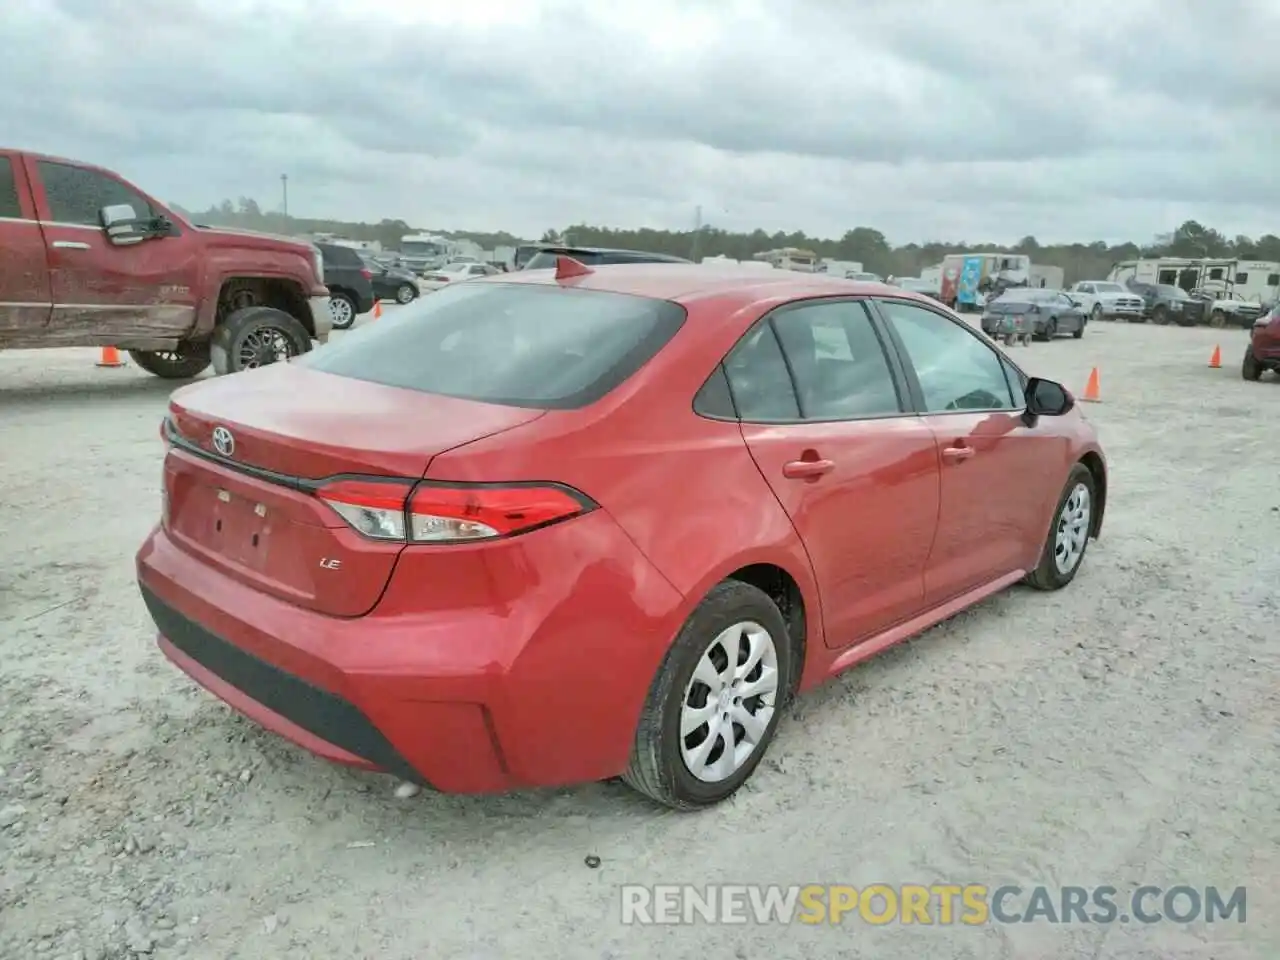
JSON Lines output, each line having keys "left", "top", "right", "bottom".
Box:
{"left": 317, "top": 242, "right": 376, "bottom": 330}
{"left": 1125, "top": 281, "right": 1204, "bottom": 326}
{"left": 516, "top": 245, "right": 692, "bottom": 271}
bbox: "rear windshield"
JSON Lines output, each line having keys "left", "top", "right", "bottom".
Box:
{"left": 299, "top": 282, "right": 686, "bottom": 409}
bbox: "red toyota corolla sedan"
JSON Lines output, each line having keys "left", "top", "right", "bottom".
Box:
{"left": 136, "top": 259, "right": 1107, "bottom": 810}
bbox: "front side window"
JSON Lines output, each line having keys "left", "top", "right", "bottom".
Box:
{"left": 38, "top": 161, "right": 154, "bottom": 226}
{"left": 878, "top": 299, "right": 1016, "bottom": 412}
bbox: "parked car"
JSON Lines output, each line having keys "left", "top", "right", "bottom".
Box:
{"left": 419, "top": 261, "right": 500, "bottom": 291}
{"left": 316, "top": 242, "right": 375, "bottom": 331}
{"left": 1242, "top": 302, "right": 1280, "bottom": 381}
{"left": 1194, "top": 290, "right": 1266, "bottom": 329}
{"left": 1068, "top": 281, "right": 1146, "bottom": 322}
{"left": 981, "top": 288, "right": 1087, "bottom": 340}
{"left": 359, "top": 255, "right": 421, "bottom": 305}
{"left": 137, "top": 263, "right": 1107, "bottom": 809}
{"left": 518, "top": 245, "right": 693, "bottom": 270}
{"left": 0, "top": 148, "right": 330, "bottom": 377}
{"left": 1125, "top": 281, "right": 1204, "bottom": 326}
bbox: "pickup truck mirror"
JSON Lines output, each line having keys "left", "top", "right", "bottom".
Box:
{"left": 100, "top": 204, "right": 145, "bottom": 246}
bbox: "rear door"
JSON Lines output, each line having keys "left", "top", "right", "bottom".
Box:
{"left": 27, "top": 157, "right": 200, "bottom": 344}
{"left": 873, "top": 297, "right": 1063, "bottom": 603}
{"left": 0, "top": 152, "right": 52, "bottom": 347}
{"left": 727, "top": 298, "right": 942, "bottom": 648}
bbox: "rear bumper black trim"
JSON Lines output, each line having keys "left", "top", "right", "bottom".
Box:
{"left": 139, "top": 584, "right": 427, "bottom": 785}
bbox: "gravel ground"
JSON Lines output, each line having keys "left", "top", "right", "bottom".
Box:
{"left": 1, "top": 315, "right": 1276, "bottom": 960}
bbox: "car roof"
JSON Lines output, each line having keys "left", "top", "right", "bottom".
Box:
{"left": 491, "top": 262, "right": 935, "bottom": 312}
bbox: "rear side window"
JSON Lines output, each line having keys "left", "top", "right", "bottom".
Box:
{"left": 319, "top": 244, "right": 364, "bottom": 267}
{"left": 0, "top": 157, "right": 21, "bottom": 218}
{"left": 299, "top": 282, "right": 686, "bottom": 409}
{"left": 723, "top": 323, "right": 801, "bottom": 421}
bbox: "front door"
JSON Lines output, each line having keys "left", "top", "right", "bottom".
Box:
{"left": 875, "top": 298, "right": 1061, "bottom": 604}
{"left": 27, "top": 156, "right": 200, "bottom": 345}
{"left": 723, "top": 298, "right": 942, "bottom": 648}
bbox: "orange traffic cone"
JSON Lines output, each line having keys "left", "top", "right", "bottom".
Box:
{"left": 1080, "top": 367, "right": 1101, "bottom": 402}
{"left": 1208, "top": 345, "right": 1221, "bottom": 368}
{"left": 96, "top": 346, "right": 125, "bottom": 368}
{"left": 372, "top": 299, "right": 382, "bottom": 319}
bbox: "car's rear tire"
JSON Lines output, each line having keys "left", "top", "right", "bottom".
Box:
{"left": 210, "top": 306, "right": 312, "bottom": 376}
{"left": 1242, "top": 348, "right": 1263, "bottom": 381}
{"left": 329, "top": 291, "right": 357, "bottom": 330}
{"left": 128, "top": 343, "right": 211, "bottom": 379}
{"left": 395, "top": 283, "right": 417, "bottom": 304}
{"left": 1024, "top": 463, "right": 1096, "bottom": 591}
{"left": 1090, "top": 304, "right": 1102, "bottom": 323}
{"left": 623, "top": 580, "right": 792, "bottom": 810}
{"left": 1152, "top": 305, "right": 1170, "bottom": 325}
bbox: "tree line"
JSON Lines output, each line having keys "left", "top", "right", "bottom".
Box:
{"left": 177, "top": 198, "right": 1280, "bottom": 285}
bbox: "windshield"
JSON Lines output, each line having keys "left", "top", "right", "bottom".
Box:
{"left": 1095, "top": 282, "right": 1125, "bottom": 293}
{"left": 400, "top": 241, "right": 443, "bottom": 257}
{"left": 297, "top": 282, "right": 687, "bottom": 409}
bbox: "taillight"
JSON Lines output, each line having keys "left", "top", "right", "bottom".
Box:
{"left": 360, "top": 268, "right": 372, "bottom": 279}
{"left": 315, "top": 478, "right": 592, "bottom": 543}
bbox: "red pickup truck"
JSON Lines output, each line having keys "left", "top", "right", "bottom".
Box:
{"left": 0, "top": 148, "right": 332, "bottom": 378}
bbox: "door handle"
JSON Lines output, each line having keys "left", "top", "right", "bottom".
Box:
{"left": 782, "top": 458, "right": 834, "bottom": 480}
{"left": 50, "top": 241, "right": 90, "bottom": 250}
{"left": 941, "top": 445, "right": 975, "bottom": 462}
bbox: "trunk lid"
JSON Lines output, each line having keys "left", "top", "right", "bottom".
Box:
{"left": 163, "top": 363, "right": 544, "bottom": 617}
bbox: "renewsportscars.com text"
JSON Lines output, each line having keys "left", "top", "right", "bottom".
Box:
{"left": 620, "top": 884, "right": 1247, "bottom": 926}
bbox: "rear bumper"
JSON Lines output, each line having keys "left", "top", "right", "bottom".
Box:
{"left": 307, "top": 295, "right": 333, "bottom": 342}
{"left": 135, "top": 511, "right": 686, "bottom": 793}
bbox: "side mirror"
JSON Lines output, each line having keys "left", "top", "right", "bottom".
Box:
{"left": 100, "top": 203, "right": 144, "bottom": 246}
{"left": 1024, "top": 377, "right": 1074, "bottom": 419}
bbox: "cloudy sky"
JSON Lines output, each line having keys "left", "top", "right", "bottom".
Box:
{"left": 4, "top": 0, "right": 1277, "bottom": 245}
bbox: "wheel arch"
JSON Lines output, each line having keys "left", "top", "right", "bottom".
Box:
{"left": 214, "top": 276, "right": 314, "bottom": 337}
{"left": 1078, "top": 450, "right": 1107, "bottom": 538}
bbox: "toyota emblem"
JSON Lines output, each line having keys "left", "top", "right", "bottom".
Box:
{"left": 211, "top": 426, "right": 235, "bottom": 458}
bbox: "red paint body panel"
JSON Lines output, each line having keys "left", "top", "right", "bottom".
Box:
{"left": 136, "top": 265, "right": 1108, "bottom": 793}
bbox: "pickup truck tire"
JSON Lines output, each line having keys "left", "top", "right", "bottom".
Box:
{"left": 210, "top": 306, "right": 312, "bottom": 376}
{"left": 329, "top": 291, "right": 357, "bottom": 330}
{"left": 1090, "top": 304, "right": 1102, "bottom": 322}
{"left": 1209, "top": 309, "right": 1227, "bottom": 329}
{"left": 1242, "top": 348, "right": 1263, "bottom": 381}
{"left": 1151, "top": 305, "right": 1170, "bottom": 325}
{"left": 128, "top": 345, "right": 211, "bottom": 380}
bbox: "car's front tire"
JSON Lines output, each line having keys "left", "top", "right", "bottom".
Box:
{"left": 395, "top": 283, "right": 417, "bottom": 304}
{"left": 1025, "top": 463, "right": 1096, "bottom": 591}
{"left": 623, "top": 580, "right": 792, "bottom": 810}
{"left": 210, "top": 306, "right": 313, "bottom": 375}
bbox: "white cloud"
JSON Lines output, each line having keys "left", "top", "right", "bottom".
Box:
{"left": 2, "top": 0, "right": 1277, "bottom": 244}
